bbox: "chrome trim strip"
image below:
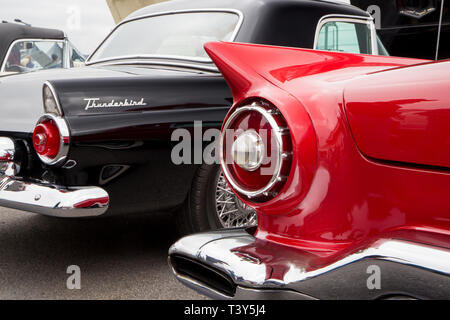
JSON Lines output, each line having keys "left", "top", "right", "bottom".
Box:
{"left": 0, "top": 38, "right": 65, "bottom": 72}
{"left": 63, "top": 38, "right": 70, "bottom": 69}
{"left": 87, "top": 8, "right": 244, "bottom": 65}
{"left": 88, "top": 58, "right": 220, "bottom": 73}
{"left": 169, "top": 229, "right": 450, "bottom": 299}
{"left": 313, "top": 14, "right": 378, "bottom": 55}
{"left": 0, "top": 175, "right": 109, "bottom": 217}
{"left": 220, "top": 103, "right": 284, "bottom": 198}
{"left": 435, "top": 0, "right": 445, "bottom": 60}
{"left": 34, "top": 113, "right": 70, "bottom": 166}
{"left": 369, "top": 17, "right": 379, "bottom": 55}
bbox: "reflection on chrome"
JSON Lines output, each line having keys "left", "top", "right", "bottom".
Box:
{"left": 169, "top": 229, "right": 450, "bottom": 300}
{"left": 0, "top": 136, "right": 109, "bottom": 217}
{"left": 0, "top": 176, "right": 109, "bottom": 217}
{"left": 0, "top": 137, "right": 19, "bottom": 177}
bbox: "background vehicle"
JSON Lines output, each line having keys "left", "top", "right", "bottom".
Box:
{"left": 169, "top": 41, "right": 450, "bottom": 299}
{"left": 352, "top": 0, "right": 449, "bottom": 59}
{"left": 0, "top": 22, "right": 85, "bottom": 75}
{"left": 0, "top": 0, "right": 387, "bottom": 234}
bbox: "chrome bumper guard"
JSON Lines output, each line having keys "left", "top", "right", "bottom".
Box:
{"left": 0, "top": 137, "right": 109, "bottom": 217}
{"left": 169, "top": 228, "right": 450, "bottom": 300}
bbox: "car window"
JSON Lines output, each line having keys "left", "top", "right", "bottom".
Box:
{"left": 377, "top": 36, "right": 389, "bottom": 56}
{"left": 3, "top": 40, "right": 64, "bottom": 73}
{"left": 316, "top": 20, "right": 372, "bottom": 54}
{"left": 89, "top": 11, "right": 240, "bottom": 62}
{"left": 68, "top": 43, "right": 86, "bottom": 68}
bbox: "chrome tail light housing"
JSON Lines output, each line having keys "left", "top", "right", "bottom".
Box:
{"left": 32, "top": 114, "right": 70, "bottom": 166}
{"left": 220, "top": 101, "right": 292, "bottom": 202}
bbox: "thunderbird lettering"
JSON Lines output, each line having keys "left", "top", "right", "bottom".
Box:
{"left": 84, "top": 98, "right": 147, "bottom": 110}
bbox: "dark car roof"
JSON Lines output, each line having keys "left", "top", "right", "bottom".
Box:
{"left": 128, "top": 0, "right": 366, "bottom": 18}
{"left": 0, "top": 23, "right": 65, "bottom": 64}
{"left": 126, "top": 0, "right": 370, "bottom": 50}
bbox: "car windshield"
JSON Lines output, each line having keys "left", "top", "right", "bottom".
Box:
{"left": 89, "top": 11, "right": 241, "bottom": 63}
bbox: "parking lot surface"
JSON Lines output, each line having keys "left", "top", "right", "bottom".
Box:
{"left": 0, "top": 208, "right": 205, "bottom": 300}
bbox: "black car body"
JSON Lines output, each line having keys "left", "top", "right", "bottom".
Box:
{"left": 0, "top": 0, "right": 383, "bottom": 232}
{"left": 352, "top": 0, "right": 449, "bottom": 59}
{"left": 0, "top": 22, "right": 85, "bottom": 75}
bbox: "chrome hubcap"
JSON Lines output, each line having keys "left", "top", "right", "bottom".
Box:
{"left": 215, "top": 171, "right": 257, "bottom": 228}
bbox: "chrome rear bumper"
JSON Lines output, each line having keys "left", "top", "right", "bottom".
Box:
{"left": 0, "top": 137, "right": 109, "bottom": 217}
{"left": 169, "top": 228, "right": 450, "bottom": 300}
{"left": 0, "top": 176, "right": 109, "bottom": 217}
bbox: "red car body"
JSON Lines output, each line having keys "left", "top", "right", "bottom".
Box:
{"left": 169, "top": 42, "right": 450, "bottom": 299}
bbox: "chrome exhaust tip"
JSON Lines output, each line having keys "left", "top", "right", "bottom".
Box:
{"left": 169, "top": 254, "right": 236, "bottom": 297}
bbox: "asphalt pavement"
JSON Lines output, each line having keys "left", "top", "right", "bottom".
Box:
{"left": 0, "top": 207, "right": 206, "bottom": 299}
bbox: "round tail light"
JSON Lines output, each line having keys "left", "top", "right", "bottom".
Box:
{"left": 32, "top": 115, "right": 70, "bottom": 166}
{"left": 220, "top": 101, "right": 292, "bottom": 202}
{"left": 33, "top": 120, "right": 60, "bottom": 158}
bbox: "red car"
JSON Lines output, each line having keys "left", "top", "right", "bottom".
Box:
{"left": 169, "top": 42, "right": 450, "bottom": 299}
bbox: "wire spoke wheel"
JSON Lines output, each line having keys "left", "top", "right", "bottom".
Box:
{"left": 215, "top": 172, "right": 257, "bottom": 228}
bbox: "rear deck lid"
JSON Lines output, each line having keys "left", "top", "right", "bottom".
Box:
{"left": 344, "top": 60, "right": 450, "bottom": 169}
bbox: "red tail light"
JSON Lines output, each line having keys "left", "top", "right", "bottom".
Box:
{"left": 32, "top": 115, "right": 70, "bottom": 166}
{"left": 220, "top": 100, "right": 292, "bottom": 202}
{"left": 33, "top": 119, "right": 60, "bottom": 159}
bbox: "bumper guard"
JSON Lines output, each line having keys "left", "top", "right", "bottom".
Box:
{"left": 169, "top": 228, "right": 450, "bottom": 300}
{"left": 0, "top": 137, "right": 109, "bottom": 217}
